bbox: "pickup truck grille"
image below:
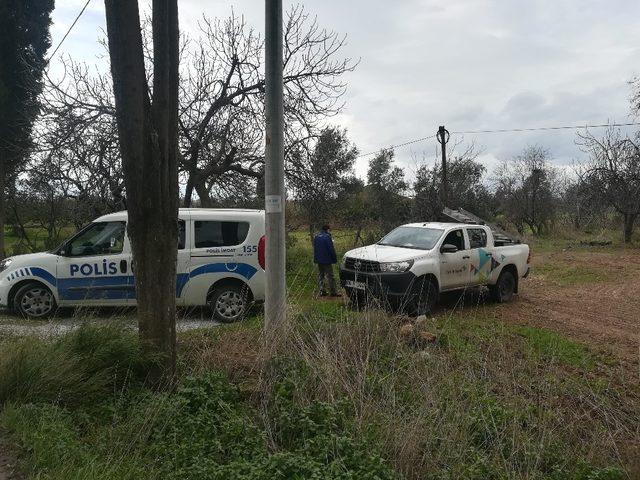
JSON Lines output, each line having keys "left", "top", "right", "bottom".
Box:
{"left": 344, "top": 257, "right": 380, "bottom": 273}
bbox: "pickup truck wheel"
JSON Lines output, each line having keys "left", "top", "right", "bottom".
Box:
{"left": 346, "top": 289, "right": 366, "bottom": 310}
{"left": 491, "top": 270, "right": 516, "bottom": 303}
{"left": 14, "top": 282, "right": 57, "bottom": 319}
{"left": 409, "top": 279, "right": 438, "bottom": 316}
{"left": 209, "top": 285, "right": 249, "bottom": 323}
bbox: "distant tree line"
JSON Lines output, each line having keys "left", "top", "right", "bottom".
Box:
{"left": 3, "top": 5, "right": 640, "bottom": 255}
{"left": 6, "top": 121, "right": 640, "bottom": 253}
{"left": 287, "top": 124, "right": 640, "bottom": 246}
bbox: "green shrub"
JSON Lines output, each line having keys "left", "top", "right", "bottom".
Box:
{"left": 150, "top": 372, "right": 399, "bottom": 480}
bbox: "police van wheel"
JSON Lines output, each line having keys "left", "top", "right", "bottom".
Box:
{"left": 209, "top": 285, "right": 249, "bottom": 323}
{"left": 14, "top": 282, "right": 57, "bottom": 319}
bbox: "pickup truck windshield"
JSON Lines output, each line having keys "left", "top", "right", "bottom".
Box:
{"left": 378, "top": 227, "right": 444, "bottom": 250}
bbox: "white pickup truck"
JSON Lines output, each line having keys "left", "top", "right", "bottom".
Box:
{"left": 339, "top": 222, "right": 530, "bottom": 314}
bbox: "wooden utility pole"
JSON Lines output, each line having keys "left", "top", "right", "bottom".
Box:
{"left": 264, "top": 0, "right": 286, "bottom": 332}
{"left": 437, "top": 125, "right": 450, "bottom": 206}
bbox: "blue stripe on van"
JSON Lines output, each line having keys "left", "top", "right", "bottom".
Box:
{"left": 189, "top": 262, "right": 258, "bottom": 281}
{"left": 20, "top": 262, "right": 258, "bottom": 301}
{"left": 176, "top": 263, "right": 257, "bottom": 297}
{"left": 30, "top": 267, "right": 57, "bottom": 287}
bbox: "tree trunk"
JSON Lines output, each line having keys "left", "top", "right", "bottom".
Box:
{"left": 0, "top": 152, "right": 5, "bottom": 259}
{"left": 104, "top": 0, "right": 180, "bottom": 384}
{"left": 194, "top": 182, "right": 213, "bottom": 207}
{"left": 623, "top": 213, "right": 636, "bottom": 244}
{"left": 353, "top": 225, "right": 363, "bottom": 247}
{"left": 183, "top": 173, "right": 194, "bottom": 207}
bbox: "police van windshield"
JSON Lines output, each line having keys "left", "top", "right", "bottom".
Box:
{"left": 64, "top": 222, "right": 126, "bottom": 256}
{"left": 378, "top": 227, "right": 444, "bottom": 250}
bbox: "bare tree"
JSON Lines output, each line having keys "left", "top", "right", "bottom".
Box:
{"left": 560, "top": 174, "right": 609, "bottom": 232}
{"left": 493, "top": 146, "right": 560, "bottom": 235}
{"left": 38, "top": 7, "right": 354, "bottom": 208}
{"left": 103, "top": 0, "right": 179, "bottom": 382}
{"left": 179, "top": 7, "right": 355, "bottom": 205}
{"left": 577, "top": 127, "right": 640, "bottom": 243}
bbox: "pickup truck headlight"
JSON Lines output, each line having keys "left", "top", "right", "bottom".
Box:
{"left": 0, "top": 258, "right": 13, "bottom": 272}
{"left": 379, "top": 260, "right": 413, "bottom": 273}
{"left": 340, "top": 255, "right": 347, "bottom": 269}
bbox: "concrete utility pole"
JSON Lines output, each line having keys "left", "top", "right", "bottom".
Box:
{"left": 264, "top": 0, "right": 286, "bottom": 331}
{"left": 437, "top": 125, "right": 450, "bottom": 206}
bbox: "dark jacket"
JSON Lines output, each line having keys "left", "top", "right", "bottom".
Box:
{"left": 313, "top": 230, "right": 337, "bottom": 264}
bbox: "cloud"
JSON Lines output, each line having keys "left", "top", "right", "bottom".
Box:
{"left": 49, "top": 0, "right": 640, "bottom": 181}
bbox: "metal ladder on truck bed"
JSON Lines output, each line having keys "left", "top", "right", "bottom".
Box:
{"left": 441, "top": 207, "right": 520, "bottom": 246}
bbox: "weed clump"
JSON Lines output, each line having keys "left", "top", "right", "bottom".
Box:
{"left": 0, "top": 323, "right": 152, "bottom": 407}
{"left": 0, "top": 325, "right": 399, "bottom": 480}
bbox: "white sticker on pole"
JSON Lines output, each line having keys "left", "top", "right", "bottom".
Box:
{"left": 265, "top": 195, "right": 283, "bottom": 213}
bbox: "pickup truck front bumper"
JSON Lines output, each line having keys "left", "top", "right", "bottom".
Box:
{"left": 339, "top": 268, "right": 418, "bottom": 308}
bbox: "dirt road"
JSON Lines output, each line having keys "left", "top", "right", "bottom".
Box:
{"left": 500, "top": 248, "right": 640, "bottom": 365}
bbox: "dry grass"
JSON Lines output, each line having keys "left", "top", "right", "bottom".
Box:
{"left": 186, "top": 305, "right": 639, "bottom": 479}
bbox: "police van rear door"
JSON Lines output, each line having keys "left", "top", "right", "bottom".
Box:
{"left": 56, "top": 221, "right": 134, "bottom": 305}
{"left": 181, "top": 214, "right": 253, "bottom": 305}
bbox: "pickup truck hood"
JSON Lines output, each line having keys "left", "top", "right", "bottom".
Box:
{"left": 345, "top": 244, "right": 431, "bottom": 263}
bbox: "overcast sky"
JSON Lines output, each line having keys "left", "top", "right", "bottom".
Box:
{"left": 49, "top": 0, "right": 640, "bottom": 179}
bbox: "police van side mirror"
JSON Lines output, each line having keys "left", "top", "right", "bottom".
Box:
{"left": 58, "top": 242, "right": 70, "bottom": 256}
{"left": 440, "top": 243, "right": 458, "bottom": 254}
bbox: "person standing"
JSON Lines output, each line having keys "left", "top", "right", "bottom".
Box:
{"left": 313, "top": 224, "right": 339, "bottom": 297}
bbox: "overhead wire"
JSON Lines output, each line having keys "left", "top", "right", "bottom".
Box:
{"left": 451, "top": 121, "right": 640, "bottom": 135}
{"left": 356, "top": 134, "right": 438, "bottom": 158}
{"left": 356, "top": 121, "right": 640, "bottom": 158}
{"left": 46, "top": 0, "right": 93, "bottom": 66}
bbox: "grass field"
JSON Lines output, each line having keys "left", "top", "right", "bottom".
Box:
{"left": 0, "top": 228, "right": 638, "bottom": 479}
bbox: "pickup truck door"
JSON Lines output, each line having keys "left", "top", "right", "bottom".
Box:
{"left": 466, "top": 227, "right": 493, "bottom": 286}
{"left": 439, "top": 229, "right": 471, "bottom": 290}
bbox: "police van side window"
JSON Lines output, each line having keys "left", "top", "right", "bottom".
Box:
{"left": 66, "top": 222, "right": 126, "bottom": 256}
{"left": 194, "top": 221, "right": 250, "bottom": 248}
{"left": 178, "top": 220, "right": 186, "bottom": 250}
{"left": 467, "top": 228, "right": 487, "bottom": 249}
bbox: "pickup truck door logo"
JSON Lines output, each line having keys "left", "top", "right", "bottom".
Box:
{"left": 470, "top": 249, "right": 503, "bottom": 277}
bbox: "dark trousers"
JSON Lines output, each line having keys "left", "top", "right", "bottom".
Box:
{"left": 317, "top": 263, "right": 337, "bottom": 295}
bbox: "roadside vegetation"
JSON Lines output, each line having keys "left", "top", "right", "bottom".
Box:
{"left": 0, "top": 236, "right": 638, "bottom": 480}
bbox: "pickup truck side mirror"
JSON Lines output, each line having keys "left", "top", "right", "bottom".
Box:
{"left": 440, "top": 243, "right": 458, "bottom": 253}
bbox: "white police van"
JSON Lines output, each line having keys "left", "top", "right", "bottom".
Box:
{"left": 0, "top": 209, "right": 266, "bottom": 322}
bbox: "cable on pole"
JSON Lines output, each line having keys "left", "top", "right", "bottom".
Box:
{"left": 356, "top": 121, "right": 640, "bottom": 159}
{"left": 356, "top": 134, "right": 437, "bottom": 158}
{"left": 451, "top": 121, "right": 640, "bottom": 135}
